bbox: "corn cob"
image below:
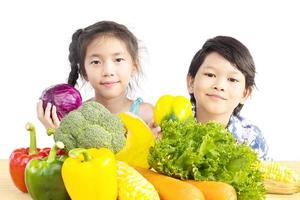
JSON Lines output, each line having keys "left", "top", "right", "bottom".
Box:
{"left": 257, "top": 161, "right": 300, "bottom": 194}
{"left": 117, "top": 161, "right": 160, "bottom": 200}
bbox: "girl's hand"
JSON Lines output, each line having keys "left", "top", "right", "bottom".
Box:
{"left": 37, "top": 100, "right": 60, "bottom": 129}
{"left": 148, "top": 120, "right": 162, "bottom": 140}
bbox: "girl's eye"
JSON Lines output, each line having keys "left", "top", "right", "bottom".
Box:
{"left": 115, "top": 58, "right": 125, "bottom": 62}
{"left": 91, "top": 60, "right": 101, "bottom": 65}
{"left": 228, "top": 78, "right": 239, "bottom": 83}
{"left": 204, "top": 73, "right": 215, "bottom": 78}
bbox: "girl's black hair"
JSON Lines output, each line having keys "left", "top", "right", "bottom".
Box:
{"left": 188, "top": 36, "right": 256, "bottom": 116}
{"left": 67, "top": 21, "right": 140, "bottom": 87}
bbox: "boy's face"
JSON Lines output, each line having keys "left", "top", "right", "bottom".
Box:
{"left": 187, "top": 52, "right": 250, "bottom": 121}
{"left": 84, "top": 35, "right": 136, "bottom": 100}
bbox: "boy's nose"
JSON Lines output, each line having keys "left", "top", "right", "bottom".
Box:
{"left": 213, "top": 86, "right": 225, "bottom": 91}
{"left": 213, "top": 79, "right": 226, "bottom": 91}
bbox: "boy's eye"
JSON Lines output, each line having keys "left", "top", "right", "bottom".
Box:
{"left": 115, "top": 58, "right": 125, "bottom": 62}
{"left": 204, "top": 73, "right": 215, "bottom": 78}
{"left": 228, "top": 78, "right": 239, "bottom": 82}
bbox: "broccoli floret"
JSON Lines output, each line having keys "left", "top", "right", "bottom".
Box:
{"left": 77, "top": 125, "right": 113, "bottom": 149}
{"left": 53, "top": 101, "right": 126, "bottom": 153}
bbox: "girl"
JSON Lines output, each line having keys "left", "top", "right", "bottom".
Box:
{"left": 187, "top": 36, "right": 269, "bottom": 160}
{"left": 37, "top": 21, "right": 156, "bottom": 131}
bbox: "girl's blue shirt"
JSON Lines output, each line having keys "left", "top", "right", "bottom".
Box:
{"left": 129, "top": 97, "right": 143, "bottom": 115}
{"left": 227, "top": 114, "right": 269, "bottom": 160}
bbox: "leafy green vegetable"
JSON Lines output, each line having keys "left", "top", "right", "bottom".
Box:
{"left": 149, "top": 119, "right": 265, "bottom": 200}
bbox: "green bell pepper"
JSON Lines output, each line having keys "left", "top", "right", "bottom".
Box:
{"left": 25, "top": 141, "right": 70, "bottom": 200}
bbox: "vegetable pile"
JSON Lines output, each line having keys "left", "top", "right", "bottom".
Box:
{"left": 148, "top": 119, "right": 265, "bottom": 200}
{"left": 10, "top": 91, "right": 300, "bottom": 199}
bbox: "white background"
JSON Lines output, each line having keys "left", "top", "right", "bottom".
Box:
{"left": 0, "top": 0, "right": 299, "bottom": 160}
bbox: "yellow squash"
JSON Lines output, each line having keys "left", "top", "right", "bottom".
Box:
{"left": 116, "top": 112, "right": 155, "bottom": 168}
{"left": 62, "top": 148, "right": 117, "bottom": 200}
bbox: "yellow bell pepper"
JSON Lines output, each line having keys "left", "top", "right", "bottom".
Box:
{"left": 62, "top": 148, "right": 117, "bottom": 200}
{"left": 154, "top": 95, "right": 193, "bottom": 125}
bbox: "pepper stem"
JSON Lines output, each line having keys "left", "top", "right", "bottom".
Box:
{"left": 68, "top": 148, "right": 92, "bottom": 162}
{"left": 47, "top": 141, "right": 64, "bottom": 163}
{"left": 25, "top": 122, "right": 37, "bottom": 155}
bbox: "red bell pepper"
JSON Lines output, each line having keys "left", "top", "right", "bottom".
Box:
{"left": 9, "top": 122, "right": 51, "bottom": 193}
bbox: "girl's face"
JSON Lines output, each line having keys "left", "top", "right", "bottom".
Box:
{"left": 84, "top": 35, "right": 136, "bottom": 100}
{"left": 187, "top": 52, "right": 250, "bottom": 121}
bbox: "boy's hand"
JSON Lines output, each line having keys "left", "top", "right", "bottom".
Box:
{"left": 37, "top": 100, "right": 60, "bottom": 129}
{"left": 148, "top": 120, "right": 162, "bottom": 140}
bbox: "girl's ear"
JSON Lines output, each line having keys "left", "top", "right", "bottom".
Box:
{"left": 131, "top": 62, "right": 138, "bottom": 76}
{"left": 80, "top": 64, "right": 89, "bottom": 81}
{"left": 240, "top": 87, "right": 252, "bottom": 104}
{"left": 83, "top": 72, "right": 89, "bottom": 81}
{"left": 83, "top": 76, "right": 89, "bottom": 81}
{"left": 187, "top": 74, "right": 194, "bottom": 94}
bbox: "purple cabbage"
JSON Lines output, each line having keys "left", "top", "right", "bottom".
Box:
{"left": 40, "top": 83, "right": 82, "bottom": 120}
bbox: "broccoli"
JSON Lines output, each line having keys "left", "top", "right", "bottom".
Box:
{"left": 51, "top": 101, "right": 126, "bottom": 153}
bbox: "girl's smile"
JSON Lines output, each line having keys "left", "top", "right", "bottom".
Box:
{"left": 100, "top": 80, "right": 121, "bottom": 88}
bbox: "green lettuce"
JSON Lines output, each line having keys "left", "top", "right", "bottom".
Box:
{"left": 148, "top": 119, "right": 265, "bottom": 200}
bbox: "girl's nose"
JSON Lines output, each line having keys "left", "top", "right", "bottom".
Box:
{"left": 103, "top": 71, "right": 114, "bottom": 77}
{"left": 102, "top": 61, "right": 115, "bottom": 77}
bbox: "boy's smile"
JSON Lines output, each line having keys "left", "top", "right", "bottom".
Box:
{"left": 188, "top": 52, "right": 251, "bottom": 125}
{"left": 206, "top": 93, "right": 227, "bottom": 101}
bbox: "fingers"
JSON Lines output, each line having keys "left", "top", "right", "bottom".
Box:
{"left": 156, "top": 126, "right": 162, "bottom": 133}
{"left": 152, "top": 126, "right": 162, "bottom": 140}
{"left": 148, "top": 119, "right": 157, "bottom": 128}
{"left": 51, "top": 105, "right": 60, "bottom": 128}
{"left": 44, "top": 102, "right": 52, "bottom": 119}
{"left": 148, "top": 120, "right": 162, "bottom": 140}
{"left": 36, "top": 100, "right": 60, "bottom": 129}
{"left": 37, "top": 100, "right": 44, "bottom": 121}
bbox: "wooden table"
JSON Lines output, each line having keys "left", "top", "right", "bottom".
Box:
{"left": 1, "top": 159, "right": 299, "bottom": 199}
